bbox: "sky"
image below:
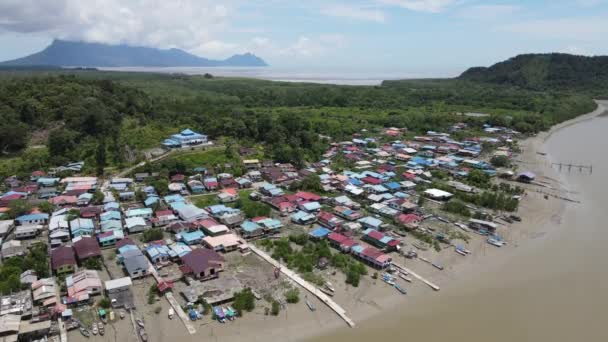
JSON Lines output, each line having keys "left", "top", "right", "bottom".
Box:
{"left": 1, "top": 0, "right": 608, "bottom": 73}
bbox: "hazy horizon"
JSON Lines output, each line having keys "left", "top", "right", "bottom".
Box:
{"left": 1, "top": 1, "right": 608, "bottom": 70}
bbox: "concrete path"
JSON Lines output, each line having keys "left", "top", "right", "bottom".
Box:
{"left": 249, "top": 245, "right": 355, "bottom": 327}
{"left": 165, "top": 292, "right": 197, "bottom": 334}
{"left": 391, "top": 262, "right": 440, "bottom": 291}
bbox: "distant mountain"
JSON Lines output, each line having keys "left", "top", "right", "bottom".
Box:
{"left": 0, "top": 39, "right": 268, "bottom": 67}
{"left": 459, "top": 53, "right": 608, "bottom": 91}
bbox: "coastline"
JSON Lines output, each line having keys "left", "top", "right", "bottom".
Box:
{"left": 303, "top": 100, "right": 607, "bottom": 342}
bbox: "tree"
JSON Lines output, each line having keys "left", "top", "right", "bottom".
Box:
{"left": 92, "top": 191, "right": 105, "bottom": 205}
{"left": 299, "top": 174, "right": 323, "bottom": 193}
{"left": 285, "top": 288, "right": 300, "bottom": 304}
{"left": 141, "top": 228, "right": 164, "bottom": 242}
{"left": 8, "top": 200, "right": 32, "bottom": 219}
{"left": 98, "top": 297, "right": 111, "bottom": 309}
{"left": 490, "top": 155, "right": 510, "bottom": 168}
{"left": 95, "top": 139, "right": 106, "bottom": 176}
{"left": 37, "top": 201, "right": 54, "bottom": 214}
{"left": 83, "top": 257, "right": 102, "bottom": 270}
{"left": 233, "top": 288, "right": 256, "bottom": 315}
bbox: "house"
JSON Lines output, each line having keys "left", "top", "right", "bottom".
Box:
{"left": 254, "top": 217, "right": 283, "bottom": 234}
{"left": 243, "top": 159, "right": 261, "bottom": 170}
{"left": 298, "top": 201, "right": 321, "bottom": 213}
{"left": 309, "top": 226, "right": 331, "bottom": 240}
{"left": 49, "top": 195, "right": 78, "bottom": 206}
{"left": 122, "top": 249, "right": 149, "bottom": 279}
{"left": 104, "top": 277, "right": 133, "bottom": 309}
{"left": 51, "top": 246, "right": 77, "bottom": 274}
{"left": 203, "top": 177, "right": 219, "bottom": 191}
{"left": 178, "top": 230, "right": 205, "bottom": 245}
{"left": 167, "top": 221, "right": 195, "bottom": 234}
{"left": 202, "top": 233, "right": 243, "bottom": 252}
{"left": 37, "top": 187, "right": 58, "bottom": 199}
{"left": 100, "top": 220, "right": 123, "bottom": 232}
{"left": 424, "top": 188, "right": 454, "bottom": 201}
{"left": 80, "top": 206, "right": 103, "bottom": 219}
{"left": 235, "top": 177, "right": 252, "bottom": 188}
{"left": 327, "top": 232, "right": 359, "bottom": 252}
{"left": 162, "top": 129, "right": 208, "bottom": 148}
{"left": 217, "top": 188, "right": 239, "bottom": 203}
{"left": 180, "top": 248, "right": 224, "bottom": 280}
{"left": 397, "top": 214, "right": 422, "bottom": 230}
{"left": 187, "top": 180, "right": 206, "bottom": 194}
{"left": 294, "top": 191, "right": 322, "bottom": 202}
{"left": 217, "top": 211, "right": 245, "bottom": 227}
{"left": 1, "top": 240, "right": 26, "bottom": 259}
{"left": 358, "top": 216, "right": 385, "bottom": 230}
{"left": 260, "top": 183, "right": 284, "bottom": 197}
{"left": 125, "top": 208, "right": 153, "bottom": 220}
{"left": 100, "top": 211, "right": 121, "bottom": 222}
{"left": 73, "top": 236, "right": 102, "bottom": 262}
{"left": 98, "top": 230, "right": 124, "bottom": 247}
{"left": 14, "top": 225, "right": 42, "bottom": 239}
{"left": 362, "top": 228, "right": 401, "bottom": 251}
{"left": 64, "top": 270, "right": 103, "bottom": 305}
{"left": 291, "top": 211, "right": 316, "bottom": 225}
{"left": 350, "top": 245, "right": 392, "bottom": 269}
{"left": 151, "top": 210, "right": 178, "bottom": 227}
{"left": 333, "top": 206, "right": 363, "bottom": 221}
{"left": 77, "top": 193, "right": 93, "bottom": 206}
{"left": 70, "top": 218, "right": 95, "bottom": 237}
{"left": 0, "top": 220, "right": 14, "bottom": 239}
{"left": 200, "top": 223, "right": 229, "bottom": 237}
{"left": 144, "top": 196, "right": 159, "bottom": 207}
{"left": 269, "top": 197, "right": 297, "bottom": 214}
{"left": 176, "top": 204, "right": 208, "bottom": 222}
{"left": 240, "top": 220, "right": 263, "bottom": 239}
{"left": 145, "top": 244, "right": 172, "bottom": 264}
{"left": 104, "top": 202, "right": 120, "bottom": 212}
{"left": 32, "top": 278, "right": 57, "bottom": 305}
{"left": 125, "top": 217, "right": 149, "bottom": 234}
{"left": 15, "top": 213, "right": 48, "bottom": 226}
{"left": 317, "top": 211, "right": 343, "bottom": 230}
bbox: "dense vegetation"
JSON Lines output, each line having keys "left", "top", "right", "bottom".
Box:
{"left": 459, "top": 53, "right": 608, "bottom": 94}
{"left": 0, "top": 243, "right": 49, "bottom": 294}
{"left": 0, "top": 55, "right": 602, "bottom": 177}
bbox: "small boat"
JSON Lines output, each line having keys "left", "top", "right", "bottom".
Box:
{"left": 412, "top": 242, "right": 429, "bottom": 251}
{"left": 99, "top": 323, "right": 105, "bottom": 336}
{"left": 419, "top": 256, "right": 430, "bottom": 263}
{"left": 404, "top": 249, "right": 418, "bottom": 258}
{"left": 138, "top": 328, "right": 148, "bottom": 342}
{"left": 168, "top": 308, "right": 174, "bottom": 319}
{"left": 136, "top": 318, "right": 145, "bottom": 328}
{"left": 318, "top": 287, "right": 334, "bottom": 297}
{"left": 119, "top": 311, "right": 125, "bottom": 319}
{"left": 224, "top": 307, "right": 235, "bottom": 321}
{"left": 487, "top": 237, "right": 504, "bottom": 247}
{"left": 399, "top": 273, "right": 412, "bottom": 283}
{"left": 394, "top": 284, "right": 407, "bottom": 295}
{"left": 213, "top": 307, "right": 226, "bottom": 323}
{"left": 455, "top": 247, "right": 467, "bottom": 256}
{"left": 382, "top": 273, "right": 395, "bottom": 286}
{"left": 79, "top": 327, "right": 90, "bottom": 338}
{"left": 188, "top": 308, "right": 198, "bottom": 321}
{"left": 305, "top": 296, "right": 316, "bottom": 311}
{"left": 91, "top": 322, "right": 98, "bottom": 335}
{"left": 109, "top": 311, "right": 115, "bottom": 321}
{"left": 227, "top": 306, "right": 238, "bottom": 318}
{"left": 432, "top": 262, "right": 444, "bottom": 271}
{"left": 324, "top": 282, "right": 335, "bottom": 293}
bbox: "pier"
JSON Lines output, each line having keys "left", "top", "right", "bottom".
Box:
{"left": 249, "top": 245, "right": 356, "bottom": 328}
{"left": 165, "top": 292, "right": 197, "bottom": 334}
{"left": 551, "top": 162, "right": 592, "bottom": 174}
{"left": 391, "top": 262, "right": 440, "bottom": 291}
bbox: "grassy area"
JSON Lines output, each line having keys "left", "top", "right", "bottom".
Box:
{"left": 166, "top": 148, "right": 237, "bottom": 169}
{"left": 193, "top": 193, "right": 220, "bottom": 209}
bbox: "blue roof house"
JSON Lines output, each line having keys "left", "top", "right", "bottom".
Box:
{"left": 70, "top": 218, "right": 95, "bottom": 237}
{"left": 16, "top": 213, "right": 49, "bottom": 225}
{"left": 309, "top": 226, "right": 331, "bottom": 239}
{"left": 178, "top": 230, "right": 205, "bottom": 245}
{"left": 162, "top": 129, "right": 208, "bottom": 148}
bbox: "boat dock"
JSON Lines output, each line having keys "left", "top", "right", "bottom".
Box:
{"left": 391, "top": 262, "right": 440, "bottom": 291}
{"left": 249, "top": 245, "right": 356, "bottom": 327}
{"left": 165, "top": 292, "right": 197, "bottom": 334}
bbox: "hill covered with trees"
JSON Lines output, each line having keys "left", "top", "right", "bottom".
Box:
{"left": 458, "top": 53, "right": 608, "bottom": 94}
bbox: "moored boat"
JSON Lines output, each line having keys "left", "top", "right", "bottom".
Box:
{"left": 91, "top": 322, "right": 98, "bottom": 335}
{"left": 318, "top": 286, "right": 334, "bottom": 297}
{"left": 99, "top": 323, "right": 105, "bottom": 336}
{"left": 324, "top": 282, "right": 335, "bottom": 293}
{"left": 119, "top": 311, "right": 125, "bottom": 319}
{"left": 136, "top": 318, "right": 145, "bottom": 328}
{"left": 138, "top": 328, "right": 148, "bottom": 342}
{"left": 487, "top": 237, "right": 504, "bottom": 247}
{"left": 399, "top": 273, "right": 412, "bottom": 282}
{"left": 168, "top": 308, "right": 174, "bottom": 319}
{"left": 305, "top": 296, "right": 316, "bottom": 311}
{"left": 214, "top": 307, "right": 226, "bottom": 323}
{"left": 394, "top": 284, "right": 407, "bottom": 295}
{"left": 432, "top": 262, "right": 444, "bottom": 270}
{"left": 79, "top": 327, "right": 90, "bottom": 338}
{"left": 455, "top": 247, "right": 467, "bottom": 256}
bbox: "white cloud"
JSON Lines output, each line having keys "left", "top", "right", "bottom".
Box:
{"left": 0, "top": 0, "right": 237, "bottom": 58}
{"left": 321, "top": 5, "right": 386, "bottom": 23}
{"left": 278, "top": 34, "right": 348, "bottom": 58}
{"left": 376, "top": 0, "right": 455, "bottom": 13}
{"left": 560, "top": 45, "right": 592, "bottom": 56}
{"left": 457, "top": 5, "right": 520, "bottom": 20}
{"left": 500, "top": 17, "right": 608, "bottom": 41}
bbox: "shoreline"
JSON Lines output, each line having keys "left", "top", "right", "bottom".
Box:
{"left": 303, "top": 100, "right": 608, "bottom": 342}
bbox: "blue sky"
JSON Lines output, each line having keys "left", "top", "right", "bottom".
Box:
{"left": 1, "top": 0, "right": 608, "bottom": 73}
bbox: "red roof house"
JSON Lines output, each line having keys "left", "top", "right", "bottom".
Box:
{"left": 180, "top": 248, "right": 225, "bottom": 280}
{"left": 73, "top": 237, "right": 102, "bottom": 262}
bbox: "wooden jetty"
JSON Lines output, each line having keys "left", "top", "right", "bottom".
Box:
{"left": 391, "top": 262, "right": 440, "bottom": 291}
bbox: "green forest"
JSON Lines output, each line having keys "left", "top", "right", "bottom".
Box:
{"left": 0, "top": 53, "right": 603, "bottom": 177}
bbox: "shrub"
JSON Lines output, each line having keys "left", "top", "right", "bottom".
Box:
{"left": 270, "top": 300, "right": 280, "bottom": 316}
{"left": 285, "top": 288, "right": 300, "bottom": 304}
{"left": 141, "top": 228, "right": 164, "bottom": 242}
{"left": 154, "top": 306, "right": 162, "bottom": 314}
{"left": 233, "top": 288, "right": 256, "bottom": 315}
{"left": 98, "top": 297, "right": 111, "bottom": 309}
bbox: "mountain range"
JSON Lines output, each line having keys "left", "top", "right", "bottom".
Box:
{"left": 0, "top": 39, "right": 268, "bottom": 67}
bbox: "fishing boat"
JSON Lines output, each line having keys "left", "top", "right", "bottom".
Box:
{"left": 79, "top": 327, "right": 90, "bottom": 338}
{"left": 404, "top": 249, "right": 418, "bottom": 258}
{"left": 487, "top": 237, "right": 504, "bottom": 247}
{"left": 455, "top": 247, "right": 467, "bottom": 256}
{"left": 91, "top": 322, "right": 98, "bottom": 335}
{"left": 119, "top": 311, "right": 125, "bottom": 319}
{"left": 227, "top": 306, "right": 238, "bottom": 319}
{"left": 138, "top": 328, "right": 148, "bottom": 342}
{"left": 382, "top": 273, "right": 395, "bottom": 286}
{"left": 213, "top": 307, "right": 226, "bottom": 323}
{"left": 412, "top": 242, "right": 429, "bottom": 251}
{"left": 109, "top": 311, "right": 115, "bottom": 321}
{"left": 318, "top": 286, "right": 334, "bottom": 297}
{"left": 324, "top": 282, "right": 335, "bottom": 293}
{"left": 136, "top": 318, "right": 145, "bottom": 328}
{"left": 305, "top": 296, "right": 316, "bottom": 311}
{"left": 99, "top": 323, "right": 105, "bottom": 336}
{"left": 399, "top": 273, "right": 412, "bottom": 283}
{"left": 168, "top": 308, "right": 174, "bottom": 319}
{"left": 394, "top": 284, "right": 407, "bottom": 295}
{"left": 419, "top": 256, "right": 430, "bottom": 263}
{"left": 432, "top": 262, "right": 444, "bottom": 270}
{"left": 224, "top": 307, "right": 235, "bottom": 321}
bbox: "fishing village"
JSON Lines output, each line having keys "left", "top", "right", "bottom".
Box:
{"left": 0, "top": 120, "right": 559, "bottom": 342}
